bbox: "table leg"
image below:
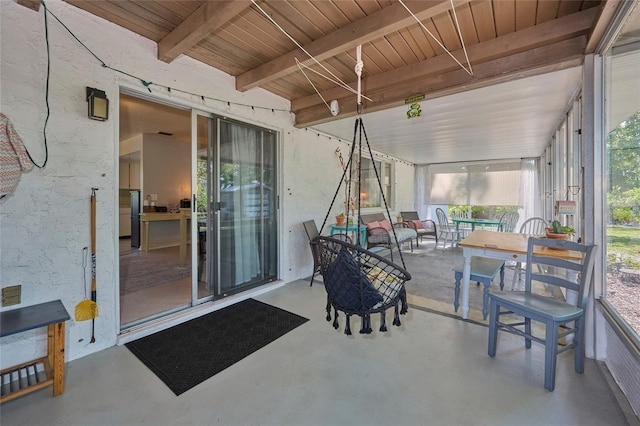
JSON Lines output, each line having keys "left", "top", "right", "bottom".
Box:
{"left": 48, "top": 322, "right": 65, "bottom": 396}
{"left": 144, "top": 221, "right": 150, "bottom": 252}
{"left": 461, "top": 250, "right": 471, "bottom": 319}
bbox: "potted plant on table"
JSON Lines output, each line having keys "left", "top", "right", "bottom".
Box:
{"left": 335, "top": 212, "right": 346, "bottom": 226}
{"left": 545, "top": 220, "right": 575, "bottom": 239}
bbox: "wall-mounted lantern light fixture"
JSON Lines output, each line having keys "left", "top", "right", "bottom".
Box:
{"left": 86, "top": 87, "right": 109, "bottom": 121}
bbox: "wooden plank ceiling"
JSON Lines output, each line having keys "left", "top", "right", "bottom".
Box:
{"left": 61, "top": 0, "right": 606, "bottom": 129}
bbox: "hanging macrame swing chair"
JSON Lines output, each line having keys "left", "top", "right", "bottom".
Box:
{"left": 311, "top": 117, "right": 412, "bottom": 335}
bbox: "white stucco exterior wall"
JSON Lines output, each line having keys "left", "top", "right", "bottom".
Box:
{"left": 0, "top": 0, "right": 415, "bottom": 367}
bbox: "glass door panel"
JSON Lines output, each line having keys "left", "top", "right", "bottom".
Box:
{"left": 218, "top": 120, "right": 277, "bottom": 294}
{"left": 193, "top": 113, "right": 215, "bottom": 302}
{"left": 192, "top": 114, "right": 278, "bottom": 300}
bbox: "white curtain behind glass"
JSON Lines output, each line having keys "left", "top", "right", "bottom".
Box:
{"left": 520, "top": 158, "right": 542, "bottom": 223}
{"left": 220, "top": 122, "right": 260, "bottom": 286}
{"left": 468, "top": 162, "right": 521, "bottom": 206}
{"left": 414, "top": 165, "right": 429, "bottom": 219}
{"left": 428, "top": 163, "right": 469, "bottom": 205}
{"left": 427, "top": 161, "right": 521, "bottom": 206}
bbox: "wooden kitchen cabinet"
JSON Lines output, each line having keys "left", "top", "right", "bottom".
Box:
{"left": 119, "top": 161, "right": 140, "bottom": 189}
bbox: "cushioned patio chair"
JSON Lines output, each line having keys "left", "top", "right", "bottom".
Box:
{"left": 435, "top": 208, "right": 463, "bottom": 249}
{"left": 400, "top": 211, "right": 437, "bottom": 246}
{"left": 488, "top": 237, "right": 597, "bottom": 391}
{"left": 360, "top": 213, "right": 416, "bottom": 261}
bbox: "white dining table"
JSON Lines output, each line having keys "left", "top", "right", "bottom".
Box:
{"left": 458, "top": 230, "right": 583, "bottom": 319}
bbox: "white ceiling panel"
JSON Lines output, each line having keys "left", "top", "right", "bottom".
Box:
{"left": 312, "top": 67, "right": 583, "bottom": 165}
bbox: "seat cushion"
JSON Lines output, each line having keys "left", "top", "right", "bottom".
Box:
{"left": 326, "top": 248, "right": 383, "bottom": 312}
{"left": 394, "top": 228, "right": 417, "bottom": 242}
{"left": 368, "top": 232, "right": 390, "bottom": 244}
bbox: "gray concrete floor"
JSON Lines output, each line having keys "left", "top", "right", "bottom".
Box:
{"left": 0, "top": 280, "right": 633, "bottom": 426}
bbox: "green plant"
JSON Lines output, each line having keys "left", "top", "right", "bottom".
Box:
{"left": 550, "top": 220, "right": 575, "bottom": 234}
{"left": 336, "top": 212, "right": 345, "bottom": 217}
{"left": 611, "top": 206, "right": 635, "bottom": 224}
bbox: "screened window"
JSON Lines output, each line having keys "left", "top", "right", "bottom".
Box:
{"left": 429, "top": 161, "right": 522, "bottom": 206}
{"left": 359, "top": 157, "right": 394, "bottom": 209}
{"left": 603, "top": 6, "right": 640, "bottom": 340}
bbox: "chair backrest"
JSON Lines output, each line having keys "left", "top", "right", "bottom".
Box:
{"left": 524, "top": 238, "right": 597, "bottom": 309}
{"left": 499, "top": 211, "right": 519, "bottom": 232}
{"left": 326, "top": 233, "right": 352, "bottom": 251}
{"left": 303, "top": 220, "right": 319, "bottom": 241}
{"left": 451, "top": 208, "right": 468, "bottom": 220}
{"left": 519, "top": 217, "right": 548, "bottom": 236}
{"left": 400, "top": 211, "right": 419, "bottom": 221}
{"left": 435, "top": 208, "right": 452, "bottom": 231}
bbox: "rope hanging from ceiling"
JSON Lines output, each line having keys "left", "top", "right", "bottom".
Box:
{"left": 310, "top": 47, "right": 414, "bottom": 335}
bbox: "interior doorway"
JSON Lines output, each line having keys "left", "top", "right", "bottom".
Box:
{"left": 118, "top": 93, "right": 280, "bottom": 329}
{"left": 118, "top": 93, "right": 192, "bottom": 327}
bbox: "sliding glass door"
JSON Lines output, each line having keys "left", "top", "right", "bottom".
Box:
{"left": 192, "top": 112, "right": 278, "bottom": 303}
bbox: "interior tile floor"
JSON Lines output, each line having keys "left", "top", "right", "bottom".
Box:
{"left": 1, "top": 280, "right": 637, "bottom": 426}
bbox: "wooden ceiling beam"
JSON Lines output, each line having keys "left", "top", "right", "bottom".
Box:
{"left": 585, "top": 0, "right": 623, "bottom": 53}
{"left": 292, "top": 7, "right": 598, "bottom": 112}
{"left": 294, "top": 36, "right": 587, "bottom": 128}
{"left": 17, "top": 0, "right": 40, "bottom": 12}
{"left": 158, "top": 1, "right": 252, "bottom": 63}
{"left": 235, "top": 0, "right": 473, "bottom": 92}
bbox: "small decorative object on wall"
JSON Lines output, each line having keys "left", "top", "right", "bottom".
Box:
{"left": 86, "top": 87, "right": 109, "bottom": 121}
{"left": 555, "top": 200, "right": 576, "bottom": 215}
{"left": 405, "top": 94, "right": 424, "bottom": 119}
{"left": 406, "top": 102, "right": 422, "bottom": 119}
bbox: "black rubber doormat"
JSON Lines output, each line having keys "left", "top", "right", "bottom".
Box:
{"left": 126, "top": 298, "right": 308, "bottom": 395}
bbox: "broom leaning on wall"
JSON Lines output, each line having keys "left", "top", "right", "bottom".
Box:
{"left": 75, "top": 188, "right": 98, "bottom": 343}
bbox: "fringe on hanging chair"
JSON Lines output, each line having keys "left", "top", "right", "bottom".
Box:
{"left": 360, "top": 313, "right": 373, "bottom": 334}
{"left": 326, "top": 297, "right": 332, "bottom": 321}
{"left": 379, "top": 311, "right": 387, "bottom": 332}
{"left": 400, "top": 289, "right": 408, "bottom": 315}
{"left": 345, "top": 315, "right": 352, "bottom": 335}
{"left": 333, "top": 307, "right": 340, "bottom": 329}
{"left": 393, "top": 302, "right": 401, "bottom": 327}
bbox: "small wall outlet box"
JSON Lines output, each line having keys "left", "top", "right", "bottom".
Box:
{"left": 2, "top": 285, "right": 22, "bottom": 306}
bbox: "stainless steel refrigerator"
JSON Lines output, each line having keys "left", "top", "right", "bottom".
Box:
{"left": 130, "top": 190, "right": 140, "bottom": 248}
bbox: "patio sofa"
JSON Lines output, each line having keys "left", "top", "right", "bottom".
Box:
{"left": 360, "top": 213, "right": 417, "bottom": 261}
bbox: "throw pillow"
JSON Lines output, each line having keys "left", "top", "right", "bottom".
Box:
{"left": 412, "top": 220, "right": 424, "bottom": 229}
{"left": 326, "top": 248, "right": 383, "bottom": 312}
{"left": 365, "top": 220, "right": 380, "bottom": 230}
{"left": 366, "top": 266, "right": 403, "bottom": 304}
{"left": 379, "top": 219, "right": 392, "bottom": 231}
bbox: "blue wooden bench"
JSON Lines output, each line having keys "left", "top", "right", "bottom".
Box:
{"left": 453, "top": 257, "right": 505, "bottom": 319}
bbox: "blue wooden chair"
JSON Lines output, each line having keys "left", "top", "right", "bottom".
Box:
{"left": 487, "top": 237, "right": 597, "bottom": 391}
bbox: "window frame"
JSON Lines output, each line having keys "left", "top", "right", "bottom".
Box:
{"left": 357, "top": 155, "right": 395, "bottom": 211}
{"left": 598, "top": 1, "right": 640, "bottom": 350}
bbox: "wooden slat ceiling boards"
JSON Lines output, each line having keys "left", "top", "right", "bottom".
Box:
{"left": 56, "top": 0, "right": 617, "bottom": 164}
